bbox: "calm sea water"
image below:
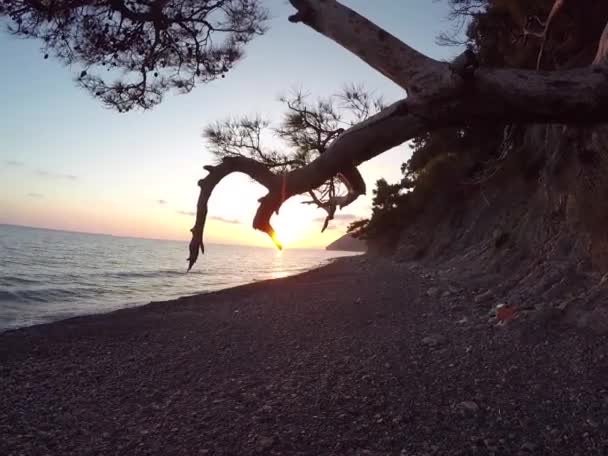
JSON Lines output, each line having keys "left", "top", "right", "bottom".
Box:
{"left": 0, "top": 224, "right": 358, "bottom": 332}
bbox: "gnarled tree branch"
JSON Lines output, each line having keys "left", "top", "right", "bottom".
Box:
{"left": 187, "top": 0, "right": 608, "bottom": 270}
{"left": 288, "top": 0, "right": 446, "bottom": 95}
{"left": 188, "top": 156, "right": 279, "bottom": 270}
{"left": 189, "top": 99, "right": 425, "bottom": 268}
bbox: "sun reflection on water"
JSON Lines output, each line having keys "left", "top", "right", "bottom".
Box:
{"left": 270, "top": 248, "right": 289, "bottom": 279}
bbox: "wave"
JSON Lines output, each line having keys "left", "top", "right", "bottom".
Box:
{"left": 0, "top": 286, "right": 112, "bottom": 304}
{"left": 99, "top": 269, "right": 207, "bottom": 280}
{"left": 0, "top": 290, "right": 20, "bottom": 302}
{"left": 0, "top": 269, "right": 214, "bottom": 306}
{"left": 1, "top": 226, "right": 355, "bottom": 332}
{"left": 0, "top": 275, "right": 41, "bottom": 287}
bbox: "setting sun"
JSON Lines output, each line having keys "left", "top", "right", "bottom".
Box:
{"left": 267, "top": 200, "right": 331, "bottom": 249}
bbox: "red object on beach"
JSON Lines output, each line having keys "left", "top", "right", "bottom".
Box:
{"left": 496, "top": 304, "right": 515, "bottom": 322}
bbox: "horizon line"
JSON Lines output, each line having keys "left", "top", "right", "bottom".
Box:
{"left": 0, "top": 223, "right": 331, "bottom": 250}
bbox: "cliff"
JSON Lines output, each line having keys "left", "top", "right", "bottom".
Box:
{"left": 326, "top": 234, "right": 366, "bottom": 252}
{"left": 390, "top": 124, "right": 608, "bottom": 335}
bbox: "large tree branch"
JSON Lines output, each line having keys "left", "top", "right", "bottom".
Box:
{"left": 470, "top": 66, "right": 608, "bottom": 123}
{"left": 188, "top": 60, "right": 608, "bottom": 269}
{"left": 187, "top": 0, "right": 608, "bottom": 270}
{"left": 288, "top": 0, "right": 446, "bottom": 95}
{"left": 188, "top": 156, "right": 279, "bottom": 270}
{"left": 188, "top": 100, "right": 424, "bottom": 269}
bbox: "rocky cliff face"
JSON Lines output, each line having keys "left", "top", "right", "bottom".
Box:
{"left": 392, "top": 124, "right": 608, "bottom": 334}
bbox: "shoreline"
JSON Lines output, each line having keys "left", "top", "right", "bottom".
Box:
{"left": 0, "top": 255, "right": 357, "bottom": 337}
{"left": 2, "top": 255, "right": 607, "bottom": 455}
{"left": 0, "top": 253, "right": 357, "bottom": 335}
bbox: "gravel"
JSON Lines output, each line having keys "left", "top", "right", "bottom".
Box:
{"left": 1, "top": 256, "right": 607, "bottom": 455}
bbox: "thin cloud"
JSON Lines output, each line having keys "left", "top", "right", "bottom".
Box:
{"left": 156, "top": 199, "right": 168, "bottom": 205}
{"left": 176, "top": 211, "right": 240, "bottom": 224}
{"left": 36, "top": 169, "right": 78, "bottom": 180}
{"left": 210, "top": 216, "right": 241, "bottom": 224}
{"left": 313, "top": 213, "right": 360, "bottom": 224}
{"left": 3, "top": 160, "right": 24, "bottom": 167}
{"left": 26, "top": 192, "right": 44, "bottom": 198}
{"left": 2, "top": 161, "right": 77, "bottom": 180}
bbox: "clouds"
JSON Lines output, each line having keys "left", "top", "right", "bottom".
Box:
{"left": 2, "top": 159, "right": 78, "bottom": 180}
{"left": 3, "top": 160, "right": 23, "bottom": 167}
{"left": 313, "top": 213, "right": 360, "bottom": 224}
{"left": 36, "top": 169, "right": 78, "bottom": 180}
{"left": 209, "top": 216, "right": 241, "bottom": 225}
{"left": 310, "top": 213, "right": 362, "bottom": 231}
{"left": 174, "top": 209, "right": 241, "bottom": 224}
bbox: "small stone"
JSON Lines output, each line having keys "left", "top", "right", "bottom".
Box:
{"left": 421, "top": 334, "right": 446, "bottom": 347}
{"left": 475, "top": 290, "right": 493, "bottom": 304}
{"left": 488, "top": 305, "right": 499, "bottom": 317}
{"left": 586, "top": 418, "right": 599, "bottom": 428}
{"left": 426, "top": 287, "right": 440, "bottom": 297}
{"left": 456, "top": 401, "right": 479, "bottom": 414}
{"left": 588, "top": 306, "right": 608, "bottom": 334}
{"left": 520, "top": 442, "right": 537, "bottom": 452}
{"left": 493, "top": 229, "right": 509, "bottom": 248}
{"left": 256, "top": 436, "right": 275, "bottom": 452}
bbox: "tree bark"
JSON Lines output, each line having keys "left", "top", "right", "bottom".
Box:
{"left": 287, "top": 0, "right": 445, "bottom": 94}
{"left": 188, "top": 0, "right": 608, "bottom": 269}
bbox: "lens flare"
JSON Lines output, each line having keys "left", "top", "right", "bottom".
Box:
{"left": 270, "top": 231, "right": 283, "bottom": 251}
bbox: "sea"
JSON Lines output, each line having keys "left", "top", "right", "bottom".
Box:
{"left": 0, "top": 224, "right": 359, "bottom": 332}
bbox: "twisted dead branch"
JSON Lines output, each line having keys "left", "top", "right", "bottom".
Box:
{"left": 187, "top": 0, "right": 608, "bottom": 269}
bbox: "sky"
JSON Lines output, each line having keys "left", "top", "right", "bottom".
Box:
{"left": 0, "top": 0, "right": 462, "bottom": 249}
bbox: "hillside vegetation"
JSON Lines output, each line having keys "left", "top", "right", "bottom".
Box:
{"left": 348, "top": 0, "right": 608, "bottom": 332}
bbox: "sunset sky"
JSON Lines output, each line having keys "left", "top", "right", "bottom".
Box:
{"left": 0, "top": 0, "right": 460, "bottom": 249}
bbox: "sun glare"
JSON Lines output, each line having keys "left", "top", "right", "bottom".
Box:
{"left": 271, "top": 210, "right": 312, "bottom": 249}
{"left": 270, "top": 231, "right": 284, "bottom": 251}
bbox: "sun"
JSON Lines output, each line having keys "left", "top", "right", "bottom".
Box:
{"left": 270, "top": 208, "right": 312, "bottom": 249}
{"left": 270, "top": 231, "right": 283, "bottom": 251}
